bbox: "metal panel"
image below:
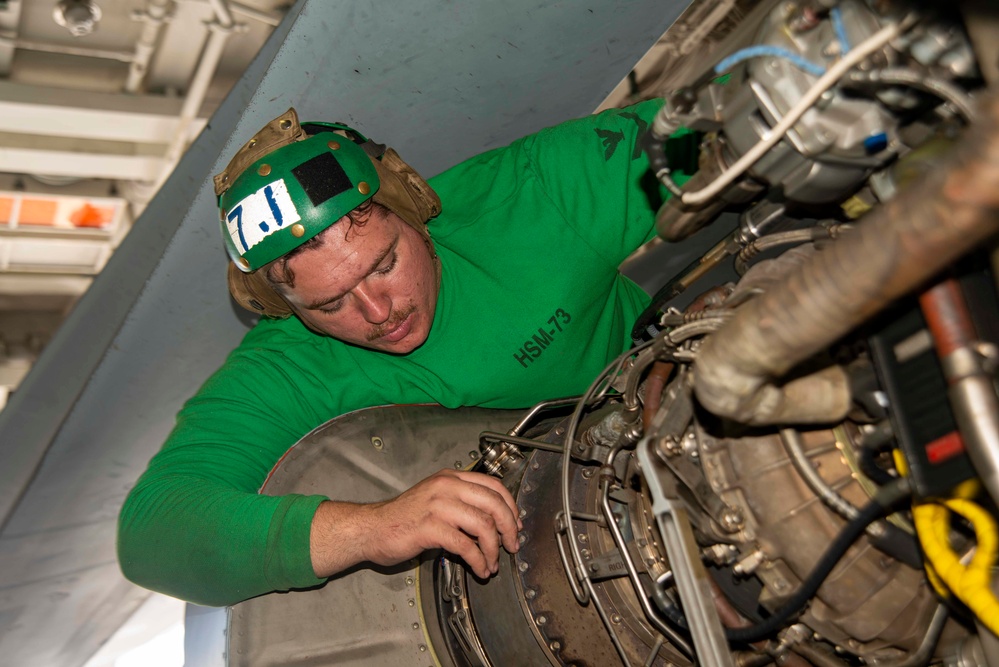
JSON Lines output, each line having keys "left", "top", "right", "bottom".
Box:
{"left": 0, "top": 0, "right": 693, "bottom": 665}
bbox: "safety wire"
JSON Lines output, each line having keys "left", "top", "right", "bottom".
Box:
{"left": 557, "top": 318, "right": 732, "bottom": 662}
{"left": 557, "top": 337, "right": 658, "bottom": 665}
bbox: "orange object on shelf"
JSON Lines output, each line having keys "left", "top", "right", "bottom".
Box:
{"left": 70, "top": 203, "right": 115, "bottom": 228}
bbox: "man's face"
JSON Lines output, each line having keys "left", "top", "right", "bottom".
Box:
{"left": 275, "top": 206, "right": 440, "bottom": 353}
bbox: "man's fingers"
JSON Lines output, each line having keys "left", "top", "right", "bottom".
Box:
{"left": 453, "top": 470, "right": 520, "bottom": 525}
{"left": 448, "top": 471, "right": 521, "bottom": 552}
{"left": 439, "top": 525, "right": 491, "bottom": 579}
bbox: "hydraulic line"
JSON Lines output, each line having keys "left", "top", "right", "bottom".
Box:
{"left": 679, "top": 21, "right": 904, "bottom": 207}
{"left": 848, "top": 68, "right": 978, "bottom": 122}
{"left": 695, "top": 86, "right": 999, "bottom": 426}
{"left": 780, "top": 429, "right": 922, "bottom": 568}
{"left": 724, "top": 478, "right": 912, "bottom": 643}
{"left": 650, "top": 479, "right": 912, "bottom": 643}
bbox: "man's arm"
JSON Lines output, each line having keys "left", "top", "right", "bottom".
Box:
{"left": 310, "top": 469, "right": 521, "bottom": 579}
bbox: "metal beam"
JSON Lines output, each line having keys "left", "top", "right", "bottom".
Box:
{"left": 0, "top": 147, "right": 163, "bottom": 181}
{"left": 0, "top": 81, "right": 203, "bottom": 144}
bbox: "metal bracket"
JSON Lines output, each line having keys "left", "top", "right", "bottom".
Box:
{"left": 637, "top": 438, "right": 735, "bottom": 667}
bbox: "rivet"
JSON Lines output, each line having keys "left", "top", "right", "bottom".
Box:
{"left": 412, "top": 622, "right": 420, "bottom": 630}
{"left": 519, "top": 508, "right": 527, "bottom": 519}
{"left": 519, "top": 561, "right": 529, "bottom": 572}
{"left": 257, "top": 164, "right": 271, "bottom": 176}
{"left": 237, "top": 257, "right": 250, "bottom": 269}
{"left": 468, "top": 450, "right": 480, "bottom": 460}
{"left": 419, "top": 645, "right": 427, "bottom": 653}
{"left": 536, "top": 615, "right": 547, "bottom": 625}
{"left": 328, "top": 140, "right": 341, "bottom": 150}
{"left": 248, "top": 139, "right": 257, "bottom": 147}
{"left": 291, "top": 223, "right": 306, "bottom": 238}
{"left": 279, "top": 119, "right": 292, "bottom": 130}
{"left": 371, "top": 436, "right": 384, "bottom": 450}
{"left": 577, "top": 534, "right": 588, "bottom": 543}
{"left": 454, "top": 461, "right": 463, "bottom": 469}
{"left": 405, "top": 576, "right": 414, "bottom": 586}
{"left": 222, "top": 174, "right": 228, "bottom": 182}
{"left": 358, "top": 181, "right": 371, "bottom": 195}
{"left": 611, "top": 613, "right": 622, "bottom": 624}
{"left": 550, "top": 641, "right": 561, "bottom": 651}
{"left": 525, "top": 588, "right": 536, "bottom": 600}
{"left": 518, "top": 534, "right": 526, "bottom": 545}
{"left": 408, "top": 598, "right": 415, "bottom": 607}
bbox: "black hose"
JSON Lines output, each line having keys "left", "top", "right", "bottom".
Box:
{"left": 726, "top": 479, "right": 912, "bottom": 644}
{"left": 651, "top": 480, "right": 913, "bottom": 643}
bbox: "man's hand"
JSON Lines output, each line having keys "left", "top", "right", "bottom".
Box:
{"left": 310, "top": 469, "right": 522, "bottom": 579}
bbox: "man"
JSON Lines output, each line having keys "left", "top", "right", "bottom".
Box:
{"left": 118, "top": 100, "right": 695, "bottom": 606}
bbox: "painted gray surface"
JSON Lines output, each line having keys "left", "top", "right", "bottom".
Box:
{"left": 0, "top": 1, "right": 693, "bottom": 665}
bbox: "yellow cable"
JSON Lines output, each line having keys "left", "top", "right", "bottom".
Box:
{"left": 915, "top": 497, "right": 999, "bottom": 634}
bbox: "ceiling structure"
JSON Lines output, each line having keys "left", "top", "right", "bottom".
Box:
{"left": 0, "top": 0, "right": 288, "bottom": 408}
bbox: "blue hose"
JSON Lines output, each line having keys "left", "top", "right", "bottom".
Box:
{"left": 714, "top": 45, "right": 826, "bottom": 78}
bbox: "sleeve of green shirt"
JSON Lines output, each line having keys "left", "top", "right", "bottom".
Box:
{"left": 523, "top": 98, "right": 699, "bottom": 268}
{"left": 118, "top": 344, "right": 332, "bottom": 606}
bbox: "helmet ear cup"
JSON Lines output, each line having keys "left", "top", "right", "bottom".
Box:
{"left": 227, "top": 263, "right": 292, "bottom": 318}
{"left": 370, "top": 148, "right": 441, "bottom": 231}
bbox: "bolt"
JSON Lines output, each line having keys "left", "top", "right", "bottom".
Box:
{"left": 590, "top": 562, "right": 600, "bottom": 572}
{"left": 550, "top": 641, "right": 561, "bottom": 651}
{"left": 519, "top": 561, "right": 529, "bottom": 572}
{"left": 525, "top": 588, "right": 536, "bottom": 600}
{"left": 408, "top": 598, "right": 415, "bottom": 607}
{"left": 412, "top": 622, "right": 420, "bottom": 630}
{"left": 371, "top": 436, "right": 384, "bottom": 450}
{"left": 720, "top": 508, "right": 744, "bottom": 532}
{"left": 537, "top": 615, "right": 547, "bottom": 625}
{"left": 451, "top": 585, "right": 462, "bottom": 597}
{"left": 468, "top": 450, "right": 480, "bottom": 460}
{"left": 405, "top": 576, "right": 414, "bottom": 586}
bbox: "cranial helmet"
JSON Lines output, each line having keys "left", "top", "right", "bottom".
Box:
{"left": 214, "top": 108, "right": 441, "bottom": 317}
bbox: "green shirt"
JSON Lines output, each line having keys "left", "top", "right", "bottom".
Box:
{"left": 118, "top": 99, "right": 695, "bottom": 606}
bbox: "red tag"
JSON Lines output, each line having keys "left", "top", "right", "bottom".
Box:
{"left": 925, "top": 431, "right": 965, "bottom": 464}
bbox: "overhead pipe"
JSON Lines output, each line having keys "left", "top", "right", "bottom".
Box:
{"left": 150, "top": 0, "right": 240, "bottom": 195}
{"left": 0, "top": 35, "right": 134, "bottom": 62}
{"left": 125, "top": 0, "right": 175, "bottom": 94}
{"left": 694, "top": 88, "right": 999, "bottom": 426}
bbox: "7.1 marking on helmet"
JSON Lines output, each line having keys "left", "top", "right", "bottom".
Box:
{"left": 225, "top": 178, "right": 302, "bottom": 254}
